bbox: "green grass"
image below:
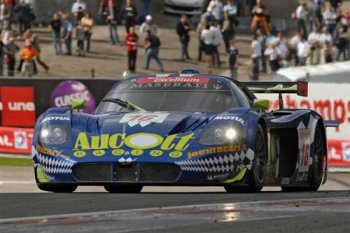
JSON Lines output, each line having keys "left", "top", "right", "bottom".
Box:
{"left": 0, "top": 157, "right": 33, "bottom": 167}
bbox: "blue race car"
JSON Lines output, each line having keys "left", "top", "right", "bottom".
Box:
{"left": 32, "top": 71, "right": 335, "bottom": 193}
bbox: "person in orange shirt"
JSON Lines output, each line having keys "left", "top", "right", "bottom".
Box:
{"left": 20, "top": 43, "right": 39, "bottom": 77}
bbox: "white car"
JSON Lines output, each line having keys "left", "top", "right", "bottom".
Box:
{"left": 164, "top": 0, "right": 205, "bottom": 15}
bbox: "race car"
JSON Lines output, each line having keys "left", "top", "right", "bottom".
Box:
{"left": 32, "top": 71, "right": 336, "bottom": 193}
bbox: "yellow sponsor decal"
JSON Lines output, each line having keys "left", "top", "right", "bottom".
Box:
{"left": 93, "top": 150, "right": 106, "bottom": 156}
{"left": 150, "top": 150, "right": 163, "bottom": 157}
{"left": 187, "top": 144, "right": 247, "bottom": 159}
{"left": 36, "top": 145, "right": 63, "bottom": 156}
{"left": 74, "top": 151, "right": 86, "bottom": 158}
{"left": 131, "top": 149, "right": 144, "bottom": 156}
{"left": 112, "top": 149, "right": 124, "bottom": 156}
{"left": 74, "top": 132, "right": 194, "bottom": 152}
{"left": 169, "top": 151, "right": 183, "bottom": 158}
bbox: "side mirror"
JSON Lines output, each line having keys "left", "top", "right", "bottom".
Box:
{"left": 71, "top": 99, "right": 87, "bottom": 111}
{"left": 253, "top": 99, "right": 269, "bottom": 111}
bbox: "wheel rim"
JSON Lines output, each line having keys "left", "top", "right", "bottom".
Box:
{"left": 314, "top": 129, "right": 324, "bottom": 179}
{"left": 254, "top": 129, "right": 266, "bottom": 183}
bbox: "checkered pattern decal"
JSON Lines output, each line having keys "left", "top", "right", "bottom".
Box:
{"left": 32, "top": 147, "right": 76, "bottom": 175}
{"left": 175, "top": 149, "right": 254, "bottom": 173}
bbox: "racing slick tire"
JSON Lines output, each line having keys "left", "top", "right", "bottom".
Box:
{"left": 104, "top": 184, "right": 143, "bottom": 193}
{"left": 225, "top": 124, "right": 267, "bottom": 193}
{"left": 281, "top": 124, "right": 325, "bottom": 192}
{"left": 37, "top": 183, "right": 78, "bottom": 193}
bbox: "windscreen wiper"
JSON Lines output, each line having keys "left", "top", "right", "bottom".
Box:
{"left": 102, "top": 98, "right": 146, "bottom": 112}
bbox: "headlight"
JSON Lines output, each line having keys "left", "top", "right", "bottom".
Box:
{"left": 198, "top": 125, "right": 240, "bottom": 146}
{"left": 39, "top": 125, "right": 68, "bottom": 145}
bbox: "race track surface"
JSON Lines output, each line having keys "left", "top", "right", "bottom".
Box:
{"left": 0, "top": 167, "right": 349, "bottom": 233}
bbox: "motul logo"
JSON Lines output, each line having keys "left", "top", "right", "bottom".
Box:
{"left": 8, "top": 102, "right": 35, "bottom": 111}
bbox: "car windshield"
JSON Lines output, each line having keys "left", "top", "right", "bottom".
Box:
{"left": 95, "top": 76, "right": 242, "bottom": 113}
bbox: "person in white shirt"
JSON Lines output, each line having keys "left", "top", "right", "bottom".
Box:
{"left": 319, "top": 26, "right": 333, "bottom": 45}
{"left": 207, "top": 0, "right": 224, "bottom": 25}
{"left": 264, "top": 42, "right": 279, "bottom": 72}
{"left": 295, "top": 1, "right": 308, "bottom": 37}
{"left": 210, "top": 22, "right": 223, "bottom": 67}
{"left": 224, "top": 0, "right": 238, "bottom": 25}
{"left": 72, "top": 0, "right": 87, "bottom": 25}
{"left": 251, "top": 34, "right": 261, "bottom": 73}
{"left": 308, "top": 27, "right": 322, "bottom": 64}
{"left": 201, "top": 24, "right": 215, "bottom": 72}
{"left": 322, "top": 3, "right": 337, "bottom": 34}
{"left": 297, "top": 35, "right": 310, "bottom": 66}
{"left": 139, "top": 15, "right": 158, "bottom": 37}
{"left": 288, "top": 30, "right": 302, "bottom": 66}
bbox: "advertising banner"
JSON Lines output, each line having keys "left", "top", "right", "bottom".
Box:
{"left": 0, "top": 87, "right": 36, "bottom": 127}
{"left": 328, "top": 140, "right": 350, "bottom": 167}
{"left": 0, "top": 127, "right": 34, "bottom": 154}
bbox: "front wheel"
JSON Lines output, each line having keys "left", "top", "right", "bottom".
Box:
{"left": 104, "top": 184, "right": 143, "bottom": 193}
{"left": 225, "top": 124, "right": 267, "bottom": 193}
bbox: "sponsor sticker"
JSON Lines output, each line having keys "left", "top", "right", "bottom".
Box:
{"left": 120, "top": 113, "right": 169, "bottom": 127}
{"left": 14, "top": 131, "right": 27, "bottom": 149}
{"left": 342, "top": 143, "right": 350, "bottom": 162}
{"left": 136, "top": 76, "right": 209, "bottom": 84}
{"left": 214, "top": 116, "right": 245, "bottom": 126}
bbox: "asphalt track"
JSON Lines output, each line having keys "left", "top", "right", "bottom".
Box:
{"left": 0, "top": 167, "right": 349, "bottom": 233}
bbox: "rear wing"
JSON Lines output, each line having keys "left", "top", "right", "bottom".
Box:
{"left": 242, "top": 81, "right": 308, "bottom": 97}
{"left": 241, "top": 81, "right": 308, "bottom": 109}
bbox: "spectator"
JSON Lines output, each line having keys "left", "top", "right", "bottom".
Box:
{"left": 144, "top": 30, "right": 163, "bottom": 71}
{"left": 4, "top": 37, "right": 19, "bottom": 76}
{"left": 201, "top": 23, "right": 215, "bottom": 73}
{"left": 276, "top": 31, "right": 289, "bottom": 67}
{"left": 176, "top": 15, "right": 190, "bottom": 61}
{"left": 251, "top": 0, "right": 270, "bottom": 35}
{"left": 224, "top": 0, "right": 239, "bottom": 26}
{"left": 25, "top": 29, "right": 49, "bottom": 73}
{"left": 201, "top": 8, "right": 217, "bottom": 25}
{"left": 196, "top": 18, "right": 207, "bottom": 61}
{"left": 123, "top": 0, "right": 138, "bottom": 33}
{"left": 2, "top": 0, "right": 13, "bottom": 32}
{"left": 62, "top": 14, "right": 73, "bottom": 55}
{"left": 308, "top": 27, "right": 322, "bottom": 64}
{"left": 323, "top": 40, "right": 334, "bottom": 63}
{"left": 139, "top": 15, "right": 158, "bottom": 37}
{"left": 207, "top": 0, "right": 224, "bottom": 25}
{"left": 49, "top": 12, "right": 62, "bottom": 55}
{"left": 125, "top": 26, "right": 139, "bottom": 72}
{"left": 256, "top": 28, "right": 267, "bottom": 72}
{"left": 294, "top": 1, "right": 308, "bottom": 37}
{"left": 288, "top": 30, "right": 302, "bottom": 66}
{"left": 334, "top": 25, "right": 348, "bottom": 60}
{"left": 323, "top": 3, "right": 338, "bottom": 35}
{"left": 107, "top": 1, "right": 119, "bottom": 45}
{"left": 3, "top": 0, "right": 15, "bottom": 30}
{"left": 264, "top": 42, "right": 279, "bottom": 73}
{"left": 297, "top": 35, "right": 310, "bottom": 66}
{"left": 0, "top": 0, "right": 5, "bottom": 30}
{"left": 81, "top": 12, "right": 94, "bottom": 52}
{"left": 228, "top": 40, "right": 239, "bottom": 79}
{"left": 72, "top": 0, "right": 87, "bottom": 25}
{"left": 20, "top": 42, "right": 39, "bottom": 77}
{"left": 222, "top": 11, "right": 235, "bottom": 54}
{"left": 76, "top": 20, "right": 85, "bottom": 56}
{"left": 248, "top": 58, "right": 259, "bottom": 80}
{"left": 320, "top": 26, "right": 333, "bottom": 46}
{"left": 251, "top": 34, "right": 261, "bottom": 73}
{"left": 210, "top": 22, "right": 222, "bottom": 67}
{"left": 141, "top": 0, "right": 152, "bottom": 22}
{"left": 98, "top": 0, "right": 108, "bottom": 24}
{"left": 310, "top": 0, "right": 324, "bottom": 32}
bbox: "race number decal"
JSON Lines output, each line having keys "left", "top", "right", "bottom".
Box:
{"left": 298, "top": 129, "right": 311, "bottom": 172}
{"left": 120, "top": 113, "right": 169, "bottom": 127}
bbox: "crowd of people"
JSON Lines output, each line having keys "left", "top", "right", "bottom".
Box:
{"left": 0, "top": 0, "right": 349, "bottom": 79}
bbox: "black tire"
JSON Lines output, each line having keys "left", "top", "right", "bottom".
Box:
{"left": 225, "top": 124, "right": 267, "bottom": 193}
{"left": 37, "top": 183, "right": 77, "bottom": 193}
{"left": 104, "top": 184, "right": 143, "bottom": 193}
{"left": 281, "top": 124, "right": 325, "bottom": 192}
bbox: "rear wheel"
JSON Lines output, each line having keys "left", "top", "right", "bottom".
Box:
{"left": 281, "top": 124, "right": 325, "bottom": 192}
{"left": 104, "top": 184, "right": 143, "bottom": 193}
{"left": 37, "top": 183, "right": 77, "bottom": 193}
{"left": 225, "top": 124, "right": 267, "bottom": 193}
